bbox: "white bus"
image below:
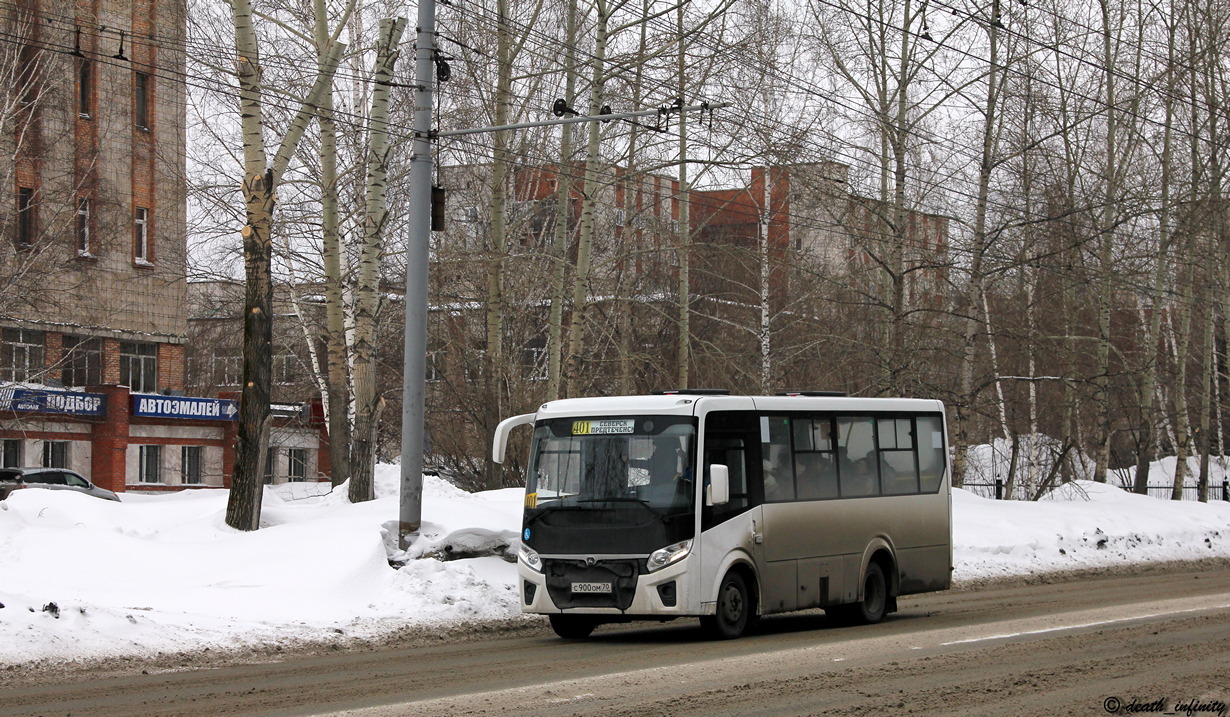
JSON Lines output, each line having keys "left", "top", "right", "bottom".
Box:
{"left": 492, "top": 391, "right": 952, "bottom": 639}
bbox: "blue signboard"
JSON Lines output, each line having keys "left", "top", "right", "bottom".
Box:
{"left": 132, "top": 394, "right": 239, "bottom": 421}
{"left": 0, "top": 387, "right": 107, "bottom": 416}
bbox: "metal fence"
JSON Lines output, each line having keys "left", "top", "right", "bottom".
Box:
{"left": 959, "top": 479, "right": 1230, "bottom": 502}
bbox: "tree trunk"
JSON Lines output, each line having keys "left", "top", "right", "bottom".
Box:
{"left": 546, "top": 0, "right": 579, "bottom": 401}
{"left": 350, "top": 17, "right": 405, "bottom": 504}
{"left": 675, "top": 1, "right": 691, "bottom": 389}
{"left": 758, "top": 167, "right": 772, "bottom": 392}
{"left": 562, "top": 0, "right": 612, "bottom": 397}
{"left": 955, "top": 0, "right": 1001, "bottom": 487}
{"left": 314, "top": 0, "right": 351, "bottom": 489}
{"left": 1093, "top": 0, "right": 1122, "bottom": 483}
{"left": 226, "top": 0, "right": 276, "bottom": 531}
{"left": 483, "top": 0, "right": 513, "bottom": 489}
{"left": 1133, "top": 11, "right": 1179, "bottom": 495}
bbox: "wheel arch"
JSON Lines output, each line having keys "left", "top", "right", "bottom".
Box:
{"left": 708, "top": 549, "right": 760, "bottom": 615}
{"left": 859, "top": 537, "right": 899, "bottom": 601}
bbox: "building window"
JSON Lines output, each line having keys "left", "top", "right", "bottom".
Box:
{"left": 181, "top": 446, "right": 202, "bottom": 485}
{"left": 1, "top": 328, "right": 45, "bottom": 382}
{"left": 42, "top": 441, "right": 68, "bottom": 469}
{"left": 287, "top": 448, "right": 307, "bottom": 482}
{"left": 120, "top": 341, "right": 158, "bottom": 393}
{"left": 1, "top": 439, "right": 21, "bottom": 468}
{"left": 207, "top": 353, "right": 243, "bottom": 386}
{"left": 76, "top": 196, "right": 91, "bottom": 255}
{"left": 273, "top": 354, "right": 296, "bottom": 386}
{"left": 134, "top": 206, "right": 151, "bottom": 262}
{"left": 264, "top": 447, "right": 277, "bottom": 484}
{"left": 134, "top": 71, "right": 150, "bottom": 130}
{"left": 521, "top": 340, "right": 547, "bottom": 382}
{"left": 425, "top": 349, "right": 443, "bottom": 383}
{"left": 138, "top": 445, "right": 162, "bottom": 483}
{"left": 16, "top": 187, "right": 36, "bottom": 248}
{"left": 61, "top": 335, "right": 102, "bottom": 387}
{"left": 78, "top": 59, "right": 91, "bottom": 117}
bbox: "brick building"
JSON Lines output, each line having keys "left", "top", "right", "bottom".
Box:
{"left": 1, "top": 0, "right": 326, "bottom": 490}
{"left": 691, "top": 163, "right": 949, "bottom": 306}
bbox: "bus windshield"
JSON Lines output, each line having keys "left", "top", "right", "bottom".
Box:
{"left": 527, "top": 416, "right": 696, "bottom": 512}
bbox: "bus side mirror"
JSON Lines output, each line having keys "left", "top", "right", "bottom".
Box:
{"left": 492, "top": 413, "right": 536, "bottom": 464}
{"left": 708, "top": 464, "right": 730, "bottom": 506}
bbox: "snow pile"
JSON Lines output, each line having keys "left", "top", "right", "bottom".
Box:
{"left": 953, "top": 480, "right": 1230, "bottom": 581}
{"left": 1, "top": 461, "right": 1228, "bottom": 667}
{"left": 0, "top": 465, "right": 525, "bottom": 665}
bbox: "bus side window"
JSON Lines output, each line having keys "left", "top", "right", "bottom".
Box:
{"left": 916, "top": 415, "right": 946, "bottom": 493}
{"left": 793, "top": 417, "right": 838, "bottom": 500}
{"left": 878, "top": 417, "right": 919, "bottom": 495}
{"left": 761, "top": 416, "right": 795, "bottom": 502}
{"left": 837, "top": 417, "right": 879, "bottom": 498}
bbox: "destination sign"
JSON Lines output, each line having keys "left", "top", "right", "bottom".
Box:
{"left": 572, "top": 418, "right": 635, "bottom": 435}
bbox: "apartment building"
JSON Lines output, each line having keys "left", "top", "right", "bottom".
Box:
{"left": 1, "top": 0, "right": 325, "bottom": 490}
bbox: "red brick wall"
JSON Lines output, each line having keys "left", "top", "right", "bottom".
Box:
{"left": 43, "top": 331, "right": 63, "bottom": 373}
{"left": 89, "top": 384, "right": 130, "bottom": 492}
{"left": 158, "top": 342, "right": 184, "bottom": 392}
{"left": 101, "top": 337, "right": 121, "bottom": 384}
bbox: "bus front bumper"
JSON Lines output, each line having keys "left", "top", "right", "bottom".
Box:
{"left": 518, "top": 556, "right": 692, "bottom": 616}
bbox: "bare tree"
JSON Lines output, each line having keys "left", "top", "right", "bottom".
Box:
{"left": 224, "top": 0, "right": 343, "bottom": 530}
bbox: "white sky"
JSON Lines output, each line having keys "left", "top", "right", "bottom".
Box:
{"left": 2, "top": 459, "right": 1229, "bottom": 666}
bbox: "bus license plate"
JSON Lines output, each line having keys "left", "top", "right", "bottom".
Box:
{"left": 571, "top": 582, "right": 612, "bottom": 593}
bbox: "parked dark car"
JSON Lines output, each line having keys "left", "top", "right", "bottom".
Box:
{"left": 0, "top": 467, "right": 121, "bottom": 502}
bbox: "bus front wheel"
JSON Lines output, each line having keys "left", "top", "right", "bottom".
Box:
{"left": 549, "top": 614, "right": 598, "bottom": 639}
{"left": 701, "top": 571, "right": 754, "bottom": 639}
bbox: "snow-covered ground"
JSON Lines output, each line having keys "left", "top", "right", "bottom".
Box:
{"left": 1, "top": 463, "right": 1228, "bottom": 667}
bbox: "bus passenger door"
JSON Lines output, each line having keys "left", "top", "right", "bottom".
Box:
{"left": 700, "top": 411, "right": 770, "bottom": 615}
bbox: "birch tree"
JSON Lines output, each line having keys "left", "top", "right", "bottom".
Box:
{"left": 349, "top": 17, "right": 406, "bottom": 504}
{"left": 225, "top": 0, "right": 343, "bottom": 530}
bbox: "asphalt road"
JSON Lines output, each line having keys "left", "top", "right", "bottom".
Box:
{"left": 3, "top": 567, "right": 1229, "bottom": 716}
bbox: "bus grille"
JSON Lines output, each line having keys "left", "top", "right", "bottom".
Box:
{"left": 543, "top": 558, "right": 639, "bottom": 611}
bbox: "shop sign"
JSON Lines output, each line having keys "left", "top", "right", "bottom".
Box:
{"left": 132, "top": 395, "right": 239, "bottom": 420}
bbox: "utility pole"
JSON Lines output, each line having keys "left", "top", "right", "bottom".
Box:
{"left": 399, "top": 0, "right": 436, "bottom": 549}
{"left": 395, "top": 0, "right": 726, "bottom": 547}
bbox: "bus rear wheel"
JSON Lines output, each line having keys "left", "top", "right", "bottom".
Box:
{"left": 830, "top": 562, "right": 888, "bottom": 625}
{"left": 701, "top": 571, "right": 754, "bottom": 639}
{"left": 549, "top": 615, "right": 598, "bottom": 639}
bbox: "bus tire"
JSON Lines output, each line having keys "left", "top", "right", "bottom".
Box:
{"left": 549, "top": 614, "right": 598, "bottom": 639}
{"left": 856, "top": 562, "right": 888, "bottom": 624}
{"left": 701, "top": 570, "right": 752, "bottom": 639}
{"left": 826, "top": 562, "right": 888, "bottom": 625}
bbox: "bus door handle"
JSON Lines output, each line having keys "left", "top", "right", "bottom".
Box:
{"left": 751, "top": 519, "right": 764, "bottom": 545}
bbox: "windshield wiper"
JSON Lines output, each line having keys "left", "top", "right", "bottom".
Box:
{"left": 576, "top": 497, "right": 650, "bottom": 504}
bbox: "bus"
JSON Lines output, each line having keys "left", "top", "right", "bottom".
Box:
{"left": 492, "top": 390, "right": 952, "bottom": 639}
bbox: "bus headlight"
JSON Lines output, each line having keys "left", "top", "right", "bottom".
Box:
{"left": 518, "top": 544, "right": 543, "bottom": 572}
{"left": 647, "top": 539, "right": 692, "bottom": 572}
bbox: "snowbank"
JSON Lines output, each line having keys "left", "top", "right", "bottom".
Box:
{"left": 0, "top": 465, "right": 525, "bottom": 665}
{"left": 953, "top": 481, "right": 1230, "bottom": 581}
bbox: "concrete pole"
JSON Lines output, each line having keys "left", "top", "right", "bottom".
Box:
{"left": 399, "top": 0, "right": 436, "bottom": 549}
